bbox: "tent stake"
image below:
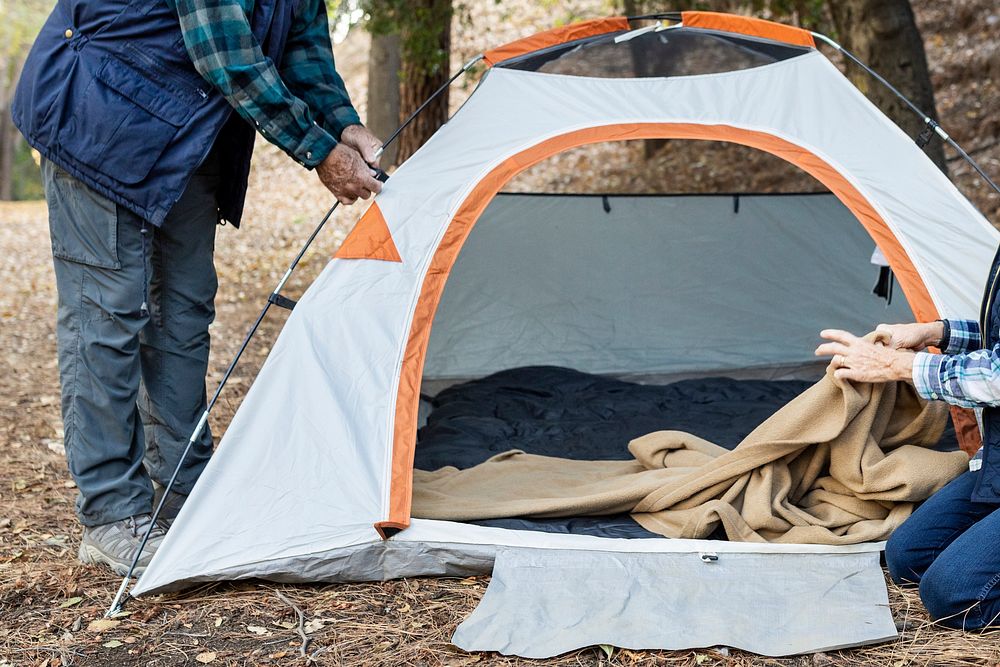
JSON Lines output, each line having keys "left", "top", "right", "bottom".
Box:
{"left": 105, "top": 54, "right": 483, "bottom": 617}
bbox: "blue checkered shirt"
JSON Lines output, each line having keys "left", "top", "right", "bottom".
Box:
{"left": 911, "top": 319, "right": 1000, "bottom": 409}
{"left": 168, "top": 0, "right": 361, "bottom": 168}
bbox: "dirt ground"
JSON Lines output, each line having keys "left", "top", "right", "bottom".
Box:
{"left": 3, "top": 191, "right": 1000, "bottom": 667}
{"left": 3, "top": 0, "right": 1000, "bottom": 663}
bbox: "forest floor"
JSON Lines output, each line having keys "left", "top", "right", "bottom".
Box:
{"left": 4, "top": 197, "right": 1000, "bottom": 667}
{"left": 3, "top": 0, "right": 1000, "bottom": 665}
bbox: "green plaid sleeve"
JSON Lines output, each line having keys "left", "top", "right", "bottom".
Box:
{"left": 168, "top": 0, "right": 353, "bottom": 168}
{"left": 279, "top": 0, "right": 362, "bottom": 139}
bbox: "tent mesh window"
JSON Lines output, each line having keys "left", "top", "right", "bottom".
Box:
{"left": 500, "top": 27, "right": 811, "bottom": 78}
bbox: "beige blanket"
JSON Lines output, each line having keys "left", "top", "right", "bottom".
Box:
{"left": 412, "top": 364, "right": 970, "bottom": 544}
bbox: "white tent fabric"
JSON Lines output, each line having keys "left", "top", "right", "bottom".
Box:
{"left": 135, "top": 42, "right": 997, "bottom": 598}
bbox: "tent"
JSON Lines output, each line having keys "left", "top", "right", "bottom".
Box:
{"left": 133, "top": 12, "right": 998, "bottom": 656}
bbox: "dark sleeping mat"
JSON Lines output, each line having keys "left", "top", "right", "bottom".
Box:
{"left": 414, "top": 366, "right": 960, "bottom": 539}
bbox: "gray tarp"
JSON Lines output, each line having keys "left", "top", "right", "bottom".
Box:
{"left": 453, "top": 547, "right": 897, "bottom": 658}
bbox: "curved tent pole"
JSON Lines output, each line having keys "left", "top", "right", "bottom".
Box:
{"left": 105, "top": 54, "right": 484, "bottom": 618}
{"left": 809, "top": 31, "right": 1000, "bottom": 197}
{"left": 624, "top": 14, "right": 999, "bottom": 197}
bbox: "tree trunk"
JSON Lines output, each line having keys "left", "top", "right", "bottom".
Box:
{"left": 395, "top": 0, "right": 452, "bottom": 164}
{"left": 0, "top": 120, "right": 18, "bottom": 201}
{"left": 828, "top": 0, "right": 947, "bottom": 172}
{"left": 0, "top": 54, "right": 27, "bottom": 201}
{"left": 367, "top": 31, "right": 401, "bottom": 167}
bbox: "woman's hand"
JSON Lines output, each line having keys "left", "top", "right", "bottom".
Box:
{"left": 815, "top": 329, "right": 916, "bottom": 383}
{"left": 873, "top": 321, "right": 944, "bottom": 351}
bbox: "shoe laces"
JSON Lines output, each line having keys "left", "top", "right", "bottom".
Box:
{"left": 127, "top": 514, "right": 166, "bottom": 539}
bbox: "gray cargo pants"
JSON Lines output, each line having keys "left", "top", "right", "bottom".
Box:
{"left": 43, "top": 153, "right": 219, "bottom": 527}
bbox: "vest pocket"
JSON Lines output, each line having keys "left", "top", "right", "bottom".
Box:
{"left": 56, "top": 54, "right": 198, "bottom": 186}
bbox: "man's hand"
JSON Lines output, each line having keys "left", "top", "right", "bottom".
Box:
{"left": 340, "top": 124, "right": 382, "bottom": 168}
{"left": 873, "top": 321, "right": 945, "bottom": 351}
{"left": 315, "top": 143, "right": 382, "bottom": 205}
{"left": 815, "top": 329, "right": 916, "bottom": 384}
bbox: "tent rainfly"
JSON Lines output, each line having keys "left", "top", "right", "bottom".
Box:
{"left": 131, "top": 11, "right": 998, "bottom": 657}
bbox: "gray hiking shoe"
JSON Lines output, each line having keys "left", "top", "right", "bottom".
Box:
{"left": 78, "top": 514, "right": 166, "bottom": 576}
{"left": 152, "top": 483, "right": 188, "bottom": 527}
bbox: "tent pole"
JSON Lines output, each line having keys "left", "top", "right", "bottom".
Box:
{"left": 105, "top": 54, "right": 484, "bottom": 618}
{"left": 811, "top": 31, "right": 1000, "bottom": 198}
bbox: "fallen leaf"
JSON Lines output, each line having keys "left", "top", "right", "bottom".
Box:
{"left": 87, "top": 619, "right": 120, "bottom": 632}
{"left": 599, "top": 644, "right": 614, "bottom": 659}
{"left": 276, "top": 620, "right": 296, "bottom": 630}
{"left": 303, "top": 619, "right": 324, "bottom": 634}
{"left": 246, "top": 625, "right": 268, "bottom": 635}
{"left": 59, "top": 597, "right": 83, "bottom": 608}
{"left": 103, "top": 640, "right": 122, "bottom": 648}
{"left": 214, "top": 616, "right": 224, "bottom": 627}
{"left": 195, "top": 652, "right": 217, "bottom": 664}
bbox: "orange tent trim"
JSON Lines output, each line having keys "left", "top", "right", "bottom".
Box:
{"left": 681, "top": 11, "right": 816, "bottom": 48}
{"left": 483, "top": 17, "right": 631, "bottom": 67}
{"left": 375, "top": 122, "right": 964, "bottom": 536}
{"left": 334, "top": 203, "right": 402, "bottom": 263}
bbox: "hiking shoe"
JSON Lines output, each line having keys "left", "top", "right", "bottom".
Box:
{"left": 77, "top": 514, "right": 166, "bottom": 576}
{"left": 152, "top": 482, "right": 188, "bottom": 527}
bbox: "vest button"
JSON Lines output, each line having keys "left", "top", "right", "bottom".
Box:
{"left": 64, "top": 28, "right": 73, "bottom": 39}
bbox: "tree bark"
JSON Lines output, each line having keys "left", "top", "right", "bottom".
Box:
{"left": 0, "top": 54, "right": 27, "bottom": 200}
{"left": 395, "top": 0, "right": 452, "bottom": 164}
{"left": 828, "top": 0, "right": 947, "bottom": 171}
{"left": 367, "top": 31, "right": 401, "bottom": 167}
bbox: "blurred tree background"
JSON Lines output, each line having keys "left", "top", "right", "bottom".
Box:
{"left": 0, "top": 0, "right": 50, "bottom": 201}
{"left": 0, "top": 0, "right": 960, "bottom": 198}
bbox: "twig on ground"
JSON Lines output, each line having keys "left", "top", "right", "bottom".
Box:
{"left": 275, "top": 588, "right": 313, "bottom": 659}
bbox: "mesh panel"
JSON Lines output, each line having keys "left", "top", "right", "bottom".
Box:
{"left": 500, "top": 26, "right": 811, "bottom": 78}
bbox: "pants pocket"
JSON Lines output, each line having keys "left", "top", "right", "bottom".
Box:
{"left": 44, "top": 160, "right": 121, "bottom": 270}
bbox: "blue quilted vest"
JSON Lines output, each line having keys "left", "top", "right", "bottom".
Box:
{"left": 973, "top": 244, "right": 1000, "bottom": 502}
{"left": 12, "top": 0, "right": 296, "bottom": 227}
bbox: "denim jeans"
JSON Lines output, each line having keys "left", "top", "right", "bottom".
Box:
{"left": 43, "top": 154, "right": 220, "bottom": 527}
{"left": 885, "top": 470, "right": 1000, "bottom": 629}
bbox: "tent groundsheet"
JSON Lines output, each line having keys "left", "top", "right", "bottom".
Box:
{"left": 453, "top": 547, "right": 897, "bottom": 658}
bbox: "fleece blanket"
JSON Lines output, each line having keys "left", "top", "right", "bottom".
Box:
{"left": 413, "top": 363, "right": 970, "bottom": 544}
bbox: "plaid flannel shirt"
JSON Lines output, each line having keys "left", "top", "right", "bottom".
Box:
{"left": 912, "top": 319, "right": 1000, "bottom": 409}
{"left": 169, "top": 0, "right": 361, "bottom": 168}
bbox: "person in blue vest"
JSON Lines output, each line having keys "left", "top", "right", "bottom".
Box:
{"left": 12, "top": 0, "right": 384, "bottom": 575}
{"left": 816, "top": 263, "right": 1000, "bottom": 630}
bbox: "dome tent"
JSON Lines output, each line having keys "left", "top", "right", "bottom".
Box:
{"left": 130, "top": 12, "right": 998, "bottom": 656}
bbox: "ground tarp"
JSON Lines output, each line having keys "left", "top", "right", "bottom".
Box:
{"left": 453, "top": 547, "right": 898, "bottom": 657}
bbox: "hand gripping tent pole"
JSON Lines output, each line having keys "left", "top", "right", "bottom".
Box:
{"left": 105, "top": 55, "right": 484, "bottom": 617}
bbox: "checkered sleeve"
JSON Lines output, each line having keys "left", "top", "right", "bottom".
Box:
{"left": 169, "top": 0, "right": 336, "bottom": 168}
{"left": 279, "top": 0, "right": 361, "bottom": 140}
{"left": 940, "top": 319, "right": 981, "bottom": 355}
{"left": 912, "top": 345, "right": 1000, "bottom": 408}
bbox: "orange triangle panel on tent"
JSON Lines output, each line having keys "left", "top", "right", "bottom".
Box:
{"left": 334, "top": 203, "right": 402, "bottom": 263}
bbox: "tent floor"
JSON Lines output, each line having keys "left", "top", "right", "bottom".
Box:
{"left": 414, "top": 366, "right": 960, "bottom": 539}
